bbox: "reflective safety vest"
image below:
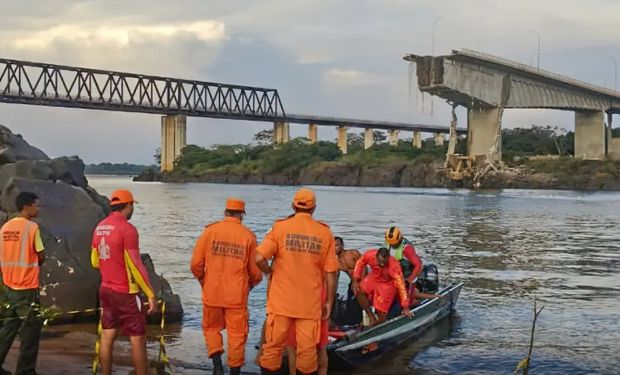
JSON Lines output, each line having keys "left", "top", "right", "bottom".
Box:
{"left": 387, "top": 237, "right": 414, "bottom": 279}
{"left": 0, "top": 217, "right": 42, "bottom": 290}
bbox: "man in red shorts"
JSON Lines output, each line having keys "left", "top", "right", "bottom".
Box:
{"left": 352, "top": 247, "right": 412, "bottom": 326}
{"left": 91, "top": 189, "right": 158, "bottom": 375}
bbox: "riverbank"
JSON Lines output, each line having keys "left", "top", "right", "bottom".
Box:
{"left": 135, "top": 157, "right": 620, "bottom": 191}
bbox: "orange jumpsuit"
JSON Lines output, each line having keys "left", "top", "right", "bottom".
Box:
{"left": 190, "top": 217, "right": 263, "bottom": 367}
{"left": 257, "top": 213, "right": 339, "bottom": 374}
{"left": 353, "top": 250, "right": 409, "bottom": 314}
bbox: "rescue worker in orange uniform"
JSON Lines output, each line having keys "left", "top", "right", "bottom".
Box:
{"left": 352, "top": 247, "right": 413, "bottom": 326}
{"left": 285, "top": 286, "right": 329, "bottom": 375}
{"left": 0, "top": 192, "right": 45, "bottom": 375}
{"left": 91, "top": 189, "right": 158, "bottom": 375}
{"left": 256, "top": 188, "right": 339, "bottom": 375}
{"left": 190, "top": 198, "right": 263, "bottom": 375}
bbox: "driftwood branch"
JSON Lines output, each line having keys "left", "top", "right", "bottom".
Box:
{"left": 515, "top": 298, "right": 545, "bottom": 375}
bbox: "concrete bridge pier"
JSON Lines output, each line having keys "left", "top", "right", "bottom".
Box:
{"left": 160, "top": 115, "right": 187, "bottom": 172}
{"left": 574, "top": 110, "right": 605, "bottom": 159}
{"left": 434, "top": 132, "right": 445, "bottom": 146}
{"left": 413, "top": 130, "right": 422, "bottom": 149}
{"left": 389, "top": 129, "right": 399, "bottom": 146}
{"left": 338, "top": 126, "right": 348, "bottom": 154}
{"left": 467, "top": 107, "right": 502, "bottom": 163}
{"left": 308, "top": 124, "right": 318, "bottom": 143}
{"left": 273, "top": 121, "right": 290, "bottom": 144}
{"left": 364, "top": 128, "right": 374, "bottom": 150}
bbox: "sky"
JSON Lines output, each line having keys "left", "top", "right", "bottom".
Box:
{"left": 1, "top": 0, "right": 619, "bottom": 164}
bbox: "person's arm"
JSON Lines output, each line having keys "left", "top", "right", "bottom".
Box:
{"left": 190, "top": 230, "right": 209, "bottom": 286}
{"left": 324, "top": 271, "right": 337, "bottom": 320}
{"left": 344, "top": 250, "right": 362, "bottom": 279}
{"left": 414, "top": 290, "right": 442, "bottom": 300}
{"left": 123, "top": 226, "right": 157, "bottom": 314}
{"left": 322, "top": 235, "right": 339, "bottom": 320}
{"left": 403, "top": 244, "right": 422, "bottom": 283}
{"left": 33, "top": 228, "right": 45, "bottom": 265}
{"left": 390, "top": 261, "right": 412, "bottom": 317}
{"left": 256, "top": 226, "right": 278, "bottom": 274}
{"left": 352, "top": 253, "right": 369, "bottom": 295}
{"left": 247, "top": 235, "right": 263, "bottom": 289}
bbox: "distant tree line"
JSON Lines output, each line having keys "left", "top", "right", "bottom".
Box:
{"left": 85, "top": 162, "right": 152, "bottom": 175}
{"left": 169, "top": 125, "right": 602, "bottom": 175}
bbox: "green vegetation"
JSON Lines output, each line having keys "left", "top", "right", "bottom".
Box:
{"left": 502, "top": 125, "right": 574, "bottom": 161}
{"left": 172, "top": 129, "right": 455, "bottom": 178}
{"left": 173, "top": 125, "right": 580, "bottom": 177}
{"left": 85, "top": 163, "right": 152, "bottom": 175}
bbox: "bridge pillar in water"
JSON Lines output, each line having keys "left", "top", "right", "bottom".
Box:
{"left": 338, "top": 126, "right": 348, "bottom": 154}
{"left": 389, "top": 129, "right": 399, "bottom": 146}
{"left": 308, "top": 124, "right": 318, "bottom": 144}
{"left": 160, "top": 115, "right": 187, "bottom": 172}
{"left": 434, "top": 132, "right": 445, "bottom": 146}
{"left": 467, "top": 108, "right": 502, "bottom": 163}
{"left": 364, "top": 128, "right": 374, "bottom": 150}
{"left": 413, "top": 130, "right": 422, "bottom": 149}
{"left": 273, "top": 121, "right": 290, "bottom": 144}
{"left": 574, "top": 110, "right": 605, "bottom": 159}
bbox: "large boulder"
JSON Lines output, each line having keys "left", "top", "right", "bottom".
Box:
{"left": 0, "top": 125, "right": 49, "bottom": 163}
{"left": 0, "top": 126, "right": 183, "bottom": 323}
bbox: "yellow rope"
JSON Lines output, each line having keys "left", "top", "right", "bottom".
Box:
{"left": 92, "top": 317, "right": 102, "bottom": 375}
{"left": 157, "top": 300, "right": 174, "bottom": 374}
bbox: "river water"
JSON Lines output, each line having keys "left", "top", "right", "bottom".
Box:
{"left": 86, "top": 176, "right": 619, "bottom": 374}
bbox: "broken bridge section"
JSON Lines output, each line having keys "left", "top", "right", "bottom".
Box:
{"left": 405, "top": 49, "right": 620, "bottom": 180}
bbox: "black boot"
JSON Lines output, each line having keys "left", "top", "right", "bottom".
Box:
{"left": 211, "top": 352, "right": 224, "bottom": 375}
{"left": 229, "top": 367, "right": 241, "bottom": 375}
{"left": 260, "top": 367, "right": 279, "bottom": 375}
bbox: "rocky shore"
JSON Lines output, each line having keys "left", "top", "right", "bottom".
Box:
{"left": 0, "top": 125, "right": 183, "bottom": 323}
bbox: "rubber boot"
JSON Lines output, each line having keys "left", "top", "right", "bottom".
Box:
{"left": 211, "top": 352, "right": 224, "bottom": 375}
{"left": 229, "top": 367, "right": 241, "bottom": 375}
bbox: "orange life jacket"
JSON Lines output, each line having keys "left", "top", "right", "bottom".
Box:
{"left": 0, "top": 217, "right": 41, "bottom": 290}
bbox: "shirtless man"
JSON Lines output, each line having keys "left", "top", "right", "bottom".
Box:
{"left": 335, "top": 237, "right": 361, "bottom": 283}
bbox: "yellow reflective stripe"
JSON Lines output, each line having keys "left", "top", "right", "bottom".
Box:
{"left": 90, "top": 248, "right": 100, "bottom": 269}
{"left": 1, "top": 262, "right": 38, "bottom": 268}
{"left": 124, "top": 250, "right": 155, "bottom": 298}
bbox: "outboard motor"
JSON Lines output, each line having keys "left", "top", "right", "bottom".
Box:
{"left": 416, "top": 264, "right": 439, "bottom": 293}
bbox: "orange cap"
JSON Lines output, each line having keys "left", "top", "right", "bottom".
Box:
{"left": 225, "top": 198, "right": 246, "bottom": 212}
{"left": 292, "top": 188, "right": 316, "bottom": 209}
{"left": 109, "top": 189, "right": 136, "bottom": 205}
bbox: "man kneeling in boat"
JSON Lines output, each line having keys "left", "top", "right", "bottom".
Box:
{"left": 352, "top": 247, "right": 413, "bottom": 326}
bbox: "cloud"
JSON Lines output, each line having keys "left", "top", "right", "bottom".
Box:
{"left": 1, "top": 0, "right": 620, "bottom": 163}
{"left": 323, "top": 68, "right": 378, "bottom": 87}
{"left": 10, "top": 20, "right": 226, "bottom": 51}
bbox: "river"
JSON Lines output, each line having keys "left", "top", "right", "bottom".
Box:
{"left": 85, "top": 176, "right": 620, "bottom": 374}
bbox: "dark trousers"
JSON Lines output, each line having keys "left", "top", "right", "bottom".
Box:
{"left": 0, "top": 286, "right": 42, "bottom": 375}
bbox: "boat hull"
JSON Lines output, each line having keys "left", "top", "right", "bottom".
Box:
{"left": 327, "top": 282, "right": 463, "bottom": 369}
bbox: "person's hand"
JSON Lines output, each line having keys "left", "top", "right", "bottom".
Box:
{"left": 402, "top": 307, "right": 414, "bottom": 318}
{"left": 147, "top": 296, "right": 158, "bottom": 315}
{"left": 352, "top": 280, "right": 360, "bottom": 296}
{"left": 322, "top": 302, "right": 332, "bottom": 320}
